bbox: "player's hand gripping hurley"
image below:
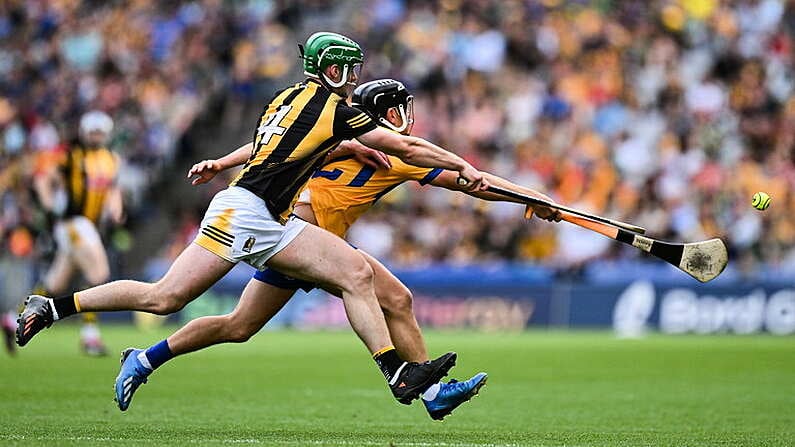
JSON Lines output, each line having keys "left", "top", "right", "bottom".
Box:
{"left": 457, "top": 178, "right": 729, "bottom": 283}
{"left": 489, "top": 183, "right": 646, "bottom": 234}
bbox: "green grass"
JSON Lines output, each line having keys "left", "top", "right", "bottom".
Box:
{"left": 1, "top": 326, "right": 793, "bottom": 446}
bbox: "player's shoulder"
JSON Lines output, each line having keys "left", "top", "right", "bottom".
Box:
{"left": 334, "top": 98, "right": 368, "bottom": 118}
{"left": 265, "top": 80, "right": 318, "bottom": 105}
{"left": 333, "top": 103, "right": 376, "bottom": 137}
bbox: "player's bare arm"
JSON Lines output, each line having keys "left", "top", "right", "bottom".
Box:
{"left": 105, "top": 186, "right": 125, "bottom": 224}
{"left": 188, "top": 142, "right": 253, "bottom": 185}
{"left": 331, "top": 140, "right": 391, "bottom": 169}
{"left": 189, "top": 140, "right": 390, "bottom": 186}
{"left": 337, "top": 136, "right": 557, "bottom": 221}
{"left": 356, "top": 126, "right": 488, "bottom": 192}
{"left": 32, "top": 164, "right": 63, "bottom": 214}
{"left": 103, "top": 153, "right": 125, "bottom": 224}
{"left": 430, "top": 170, "right": 561, "bottom": 222}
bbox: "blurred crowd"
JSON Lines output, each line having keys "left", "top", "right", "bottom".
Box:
{"left": 2, "top": 0, "right": 795, "bottom": 287}
{"left": 0, "top": 0, "right": 303, "bottom": 303}
{"left": 340, "top": 0, "right": 795, "bottom": 276}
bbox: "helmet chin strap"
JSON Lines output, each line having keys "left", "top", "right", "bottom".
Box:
{"left": 322, "top": 64, "right": 349, "bottom": 89}
{"left": 380, "top": 104, "right": 411, "bottom": 133}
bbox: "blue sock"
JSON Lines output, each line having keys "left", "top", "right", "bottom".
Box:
{"left": 141, "top": 339, "right": 174, "bottom": 370}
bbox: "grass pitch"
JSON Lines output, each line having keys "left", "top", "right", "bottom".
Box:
{"left": 0, "top": 326, "right": 793, "bottom": 446}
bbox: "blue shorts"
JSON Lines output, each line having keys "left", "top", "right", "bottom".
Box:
{"left": 253, "top": 268, "right": 316, "bottom": 292}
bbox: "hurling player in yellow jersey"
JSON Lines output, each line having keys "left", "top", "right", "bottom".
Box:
{"left": 17, "top": 33, "right": 488, "bottom": 412}
{"left": 140, "top": 79, "right": 561, "bottom": 420}
{"left": 32, "top": 111, "right": 123, "bottom": 356}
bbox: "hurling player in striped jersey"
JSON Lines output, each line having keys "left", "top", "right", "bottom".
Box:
{"left": 132, "top": 79, "right": 560, "bottom": 420}
{"left": 18, "top": 33, "right": 488, "bottom": 412}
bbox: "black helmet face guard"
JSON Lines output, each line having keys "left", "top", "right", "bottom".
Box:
{"left": 380, "top": 95, "right": 413, "bottom": 135}
{"left": 352, "top": 79, "right": 414, "bottom": 135}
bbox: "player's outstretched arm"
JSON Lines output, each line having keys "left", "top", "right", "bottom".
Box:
{"left": 332, "top": 140, "right": 392, "bottom": 169}
{"left": 104, "top": 153, "right": 124, "bottom": 224}
{"left": 430, "top": 170, "right": 561, "bottom": 222}
{"left": 187, "top": 142, "right": 253, "bottom": 185}
{"left": 356, "top": 127, "right": 487, "bottom": 191}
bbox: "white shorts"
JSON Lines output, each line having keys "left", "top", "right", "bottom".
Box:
{"left": 54, "top": 216, "right": 103, "bottom": 254}
{"left": 194, "top": 186, "right": 308, "bottom": 270}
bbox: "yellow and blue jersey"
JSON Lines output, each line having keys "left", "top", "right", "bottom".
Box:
{"left": 306, "top": 154, "right": 443, "bottom": 237}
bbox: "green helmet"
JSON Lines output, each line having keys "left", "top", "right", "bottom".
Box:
{"left": 300, "top": 32, "right": 364, "bottom": 89}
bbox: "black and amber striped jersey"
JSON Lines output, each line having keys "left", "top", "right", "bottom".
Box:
{"left": 231, "top": 80, "right": 378, "bottom": 222}
{"left": 60, "top": 145, "right": 119, "bottom": 224}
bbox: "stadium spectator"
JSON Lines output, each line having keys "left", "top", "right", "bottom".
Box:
{"left": 337, "top": 0, "right": 795, "bottom": 275}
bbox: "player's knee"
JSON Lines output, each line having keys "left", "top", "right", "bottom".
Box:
{"left": 147, "top": 299, "right": 181, "bottom": 315}
{"left": 344, "top": 258, "right": 375, "bottom": 293}
{"left": 225, "top": 325, "right": 255, "bottom": 343}
{"left": 147, "top": 282, "right": 189, "bottom": 315}
{"left": 381, "top": 286, "right": 414, "bottom": 317}
{"left": 223, "top": 315, "right": 259, "bottom": 343}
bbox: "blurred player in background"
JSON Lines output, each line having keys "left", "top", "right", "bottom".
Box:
{"left": 31, "top": 111, "right": 123, "bottom": 356}
{"left": 0, "top": 227, "right": 35, "bottom": 355}
{"left": 0, "top": 182, "right": 38, "bottom": 356}
{"left": 133, "top": 78, "right": 560, "bottom": 420}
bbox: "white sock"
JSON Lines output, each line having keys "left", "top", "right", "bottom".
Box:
{"left": 421, "top": 382, "right": 442, "bottom": 401}
{"left": 48, "top": 299, "right": 60, "bottom": 321}
{"left": 136, "top": 351, "right": 153, "bottom": 371}
{"left": 80, "top": 323, "right": 100, "bottom": 341}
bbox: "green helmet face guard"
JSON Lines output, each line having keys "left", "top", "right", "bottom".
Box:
{"left": 300, "top": 32, "right": 364, "bottom": 89}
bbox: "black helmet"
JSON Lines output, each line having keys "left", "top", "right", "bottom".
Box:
{"left": 351, "top": 79, "right": 414, "bottom": 133}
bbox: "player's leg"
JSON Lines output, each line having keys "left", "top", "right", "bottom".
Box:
{"left": 70, "top": 218, "right": 110, "bottom": 286}
{"left": 77, "top": 243, "right": 232, "bottom": 313}
{"left": 0, "top": 255, "right": 34, "bottom": 355}
{"left": 359, "top": 250, "right": 428, "bottom": 362}
{"left": 42, "top": 248, "right": 75, "bottom": 295}
{"left": 167, "top": 278, "right": 294, "bottom": 355}
{"left": 70, "top": 217, "right": 112, "bottom": 356}
{"left": 41, "top": 220, "right": 76, "bottom": 295}
{"left": 37, "top": 220, "right": 107, "bottom": 354}
{"left": 114, "top": 278, "right": 293, "bottom": 410}
{"left": 17, "top": 242, "right": 234, "bottom": 346}
{"left": 266, "top": 224, "right": 457, "bottom": 404}
{"left": 359, "top": 250, "right": 488, "bottom": 419}
{"left": 266, "top": 224, "right": 391, "bottom": 352}
{"left": 255, "top": 257, "right": 428, "bottom": 362}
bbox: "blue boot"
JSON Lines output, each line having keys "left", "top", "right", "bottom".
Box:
{"left": 422, "top": 372, "right": 488, "bottom": 420}
{"left": 114, "top": 348, "right": 151, "bottom": 411}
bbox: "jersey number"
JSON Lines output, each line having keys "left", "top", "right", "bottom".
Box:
{"left": 257, "top": 105, "right": 292, "bottom": 145}
{"left": 313, "top": 165, "right": 376, "bottom": 187}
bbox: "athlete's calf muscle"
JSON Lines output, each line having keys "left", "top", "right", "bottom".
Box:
{"left": 167, "top": 279, "right": 293, "bottom": 356}
{"left": 76, "top": 243, "right": 234, "bottom": 315}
